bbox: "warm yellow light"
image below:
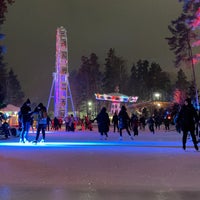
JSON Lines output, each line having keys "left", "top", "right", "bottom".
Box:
{"left": 154, "top": 93, "right": 161, "bottom": 98}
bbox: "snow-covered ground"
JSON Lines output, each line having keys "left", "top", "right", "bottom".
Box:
{"left": 0, "top": 125, "right": 200, "bottom": 200}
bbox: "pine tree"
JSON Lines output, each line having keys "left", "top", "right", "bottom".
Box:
{"left": 148, "top": 62, "right": 171, "bottom": 101}
{"left": 5, "top": 69, "right": 24, "bottom": 106}
{"left": 0, "top": 50, "right": 7, "bottom": 104}
{"left": 129, "top": 60, "right": 171, "bottom": 101}
{"left": 175, "top": 69, "right": 190, "bottom": 90}
{"left": 128, "top": 63, "right": 139, "bottom": 96}
{"left": 166, "top": 0, "right": 200, "bottom": 108}
{"left": 173, "top": 69, "right": 190, "bottom": 104}
{"left": 103, "top": 48, "right": 128, "bottom": 94}
{"left": 0, "top": 0, "right": 15, "bottom": 106}
{"left": 0, "top": 0, "right": 15, "bottom": 24}
{"left": 88, "top": 53, "right": 102, "bottom": 94}
{"left": 136, "top": 60, "right": 150, "bottom": 100}
{"left": 73, "top": 53, "right": 102, "bottom": 113}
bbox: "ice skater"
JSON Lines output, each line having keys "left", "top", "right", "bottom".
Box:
{"left": 130, "top": 113, "right": 139, "bottom": 136}
{"left": 118, "top": 105, "right": 133, "bottom": 140}
{"left": 177, "top": 98, "right": 199, "bottom": 151}
{"left": 147, "top": 115, "right": 155, "bottom": 134}
{"left": 33, "top": 103, "right": 47, "bottom": 144}
{"left": 94, "top": 107, "right": 110, "bottom": 140}
{"left": 19, "top": 98, "right": 33, "bottom": 143}
{"left": 112, "top": 111, "right": 119, "bottom": 132}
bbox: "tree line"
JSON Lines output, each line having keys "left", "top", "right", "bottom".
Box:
{"left": 0, "top": 0, "right": 199, "bottom": 111}
{"left": 166, "top": 0, "right": 200, "bottom": 108}
{"left": 71, "top": 0, "right": 200, "bottom": 113}
{"left": 0, "top": 0, "right": 24, "bottom": 108}
{"left": 70, "top": 48, "right": 195, "bottom": 114}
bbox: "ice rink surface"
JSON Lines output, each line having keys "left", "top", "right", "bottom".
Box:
{"left": 0, "top": 126, "right": 200, "bottom": 200}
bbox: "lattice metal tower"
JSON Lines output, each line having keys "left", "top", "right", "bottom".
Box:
{"left": 47, "top": 26, "right": 75, "bottom": 118}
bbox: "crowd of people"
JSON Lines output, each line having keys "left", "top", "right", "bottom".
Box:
{"left": 17, "top": 98, "right": 94, "bottom": 144}
{"left": 17, "top": 97, "right": 200, "bottom": 151}
{"left": 94, "top": 99, "right": 200, "bottom": 151}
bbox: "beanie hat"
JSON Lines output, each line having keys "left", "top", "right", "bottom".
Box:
{"left": 26, "top": 98, "right": 31, "bottom": 104}
{"left": 185, "top": 98, "right": 191, "bottom": 105}
{"left": 101, "top": 107, "right": 106, "bottom": 112}
{"left": 38, "top": 103, "right": 44, "bottom": 108}
{"left": 121, "top": 105, "right": 126, "bottom": 111}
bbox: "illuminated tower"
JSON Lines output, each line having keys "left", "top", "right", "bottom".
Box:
{"left": 47, "top": 26, "right": 75, "bottom": 118}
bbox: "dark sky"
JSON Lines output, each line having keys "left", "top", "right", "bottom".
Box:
{"left": 2, "top": 0, "right": 199, "bottom": 105}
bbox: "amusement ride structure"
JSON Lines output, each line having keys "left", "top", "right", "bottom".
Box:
{"left": 95, "top": 87, "right": 138, "bottom": 114}
{"left": 47, "top": 26, "right": 75, "bottom": 118}
{"left": 95, "top": 93, "right": 138, "bottom": 114}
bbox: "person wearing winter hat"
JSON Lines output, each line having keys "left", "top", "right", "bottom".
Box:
{"left": 118, "top": 105, "right": 134, "bottom": 141}
{"left": 33, "top": 103, "right": 47, "bottom": 144}
{"left": 94, "top": 107, "right": 110, "bottom": 140}
{"left": 19, "top": 98, "right": 33, "bottom": 143}
{"left": 177, "top": 98, "right": 199, "bottom": 151}
{"left": 26, "top": 98, "right": 31, "bottom": 104}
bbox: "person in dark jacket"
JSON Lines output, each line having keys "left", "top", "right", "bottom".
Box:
{"left": 95, "top": 107, "right": 110, "bottom": 140}
{"left": 147, "top": 115, "right": 155, "bottom": 134}
{"left": 33, "top": 103, "right": 47, "bottom": 144}
{"left": 112, "top": 111, "right": 119, "bottom": 132}
{"left": 19, "top": 98, "right": 33, "bottom": 143}
{"left": 130, "top": 113, "right": 139, "bottom": 136}
{"left": 118, "top": 105, "right": 133, "bottom": 140}
{"left": 53, "top": 117, "right": 59, "bottom": 130}
{"left": 46, "top": 115, "right": 51, "bottom": 131}
{"left": 177, "top": 98, "right": 199, "bottom": 151}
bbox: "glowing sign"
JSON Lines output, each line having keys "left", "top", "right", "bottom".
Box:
{"left": 95, "top": 93, "right": 138, "bottom": 103}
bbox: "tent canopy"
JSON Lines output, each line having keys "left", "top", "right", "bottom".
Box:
{"left": 0, "top": 104, "right": 20, "bottom": 112}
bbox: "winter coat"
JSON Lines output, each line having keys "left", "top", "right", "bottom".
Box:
{"left": 118, "top": 110, "right": 130, "bottom": 129}
{"left": 112, "top": 114, "right": 119, "bottom": 124}
{"left": 131, "top": 114, "right": 139, "bottom": 129}
{"left": 20, "top": 104, "right": 32, "bottom": 123}
{"left": 95, "top": 110, "right": 110, "bottom": 133}
{"left": 177, "top": 104, "right": 198, "bottom": 132}
{"left": 35, "top": 106, "right": 47, "bottom": 125}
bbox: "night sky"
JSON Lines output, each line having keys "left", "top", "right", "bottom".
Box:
{"left": 2, "top": 0, "right": 200, "bottom": 105}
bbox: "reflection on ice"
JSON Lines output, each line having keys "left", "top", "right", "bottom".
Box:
{"left": 0, "top": 141, "right": 181, "bottom": 148}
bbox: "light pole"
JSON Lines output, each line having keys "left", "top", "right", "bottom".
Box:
{"left": 153, "top": 92, "right": 161, "bottom": 101}
{"left": 88, "top": 101, "right": 92, "bottom": 116}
